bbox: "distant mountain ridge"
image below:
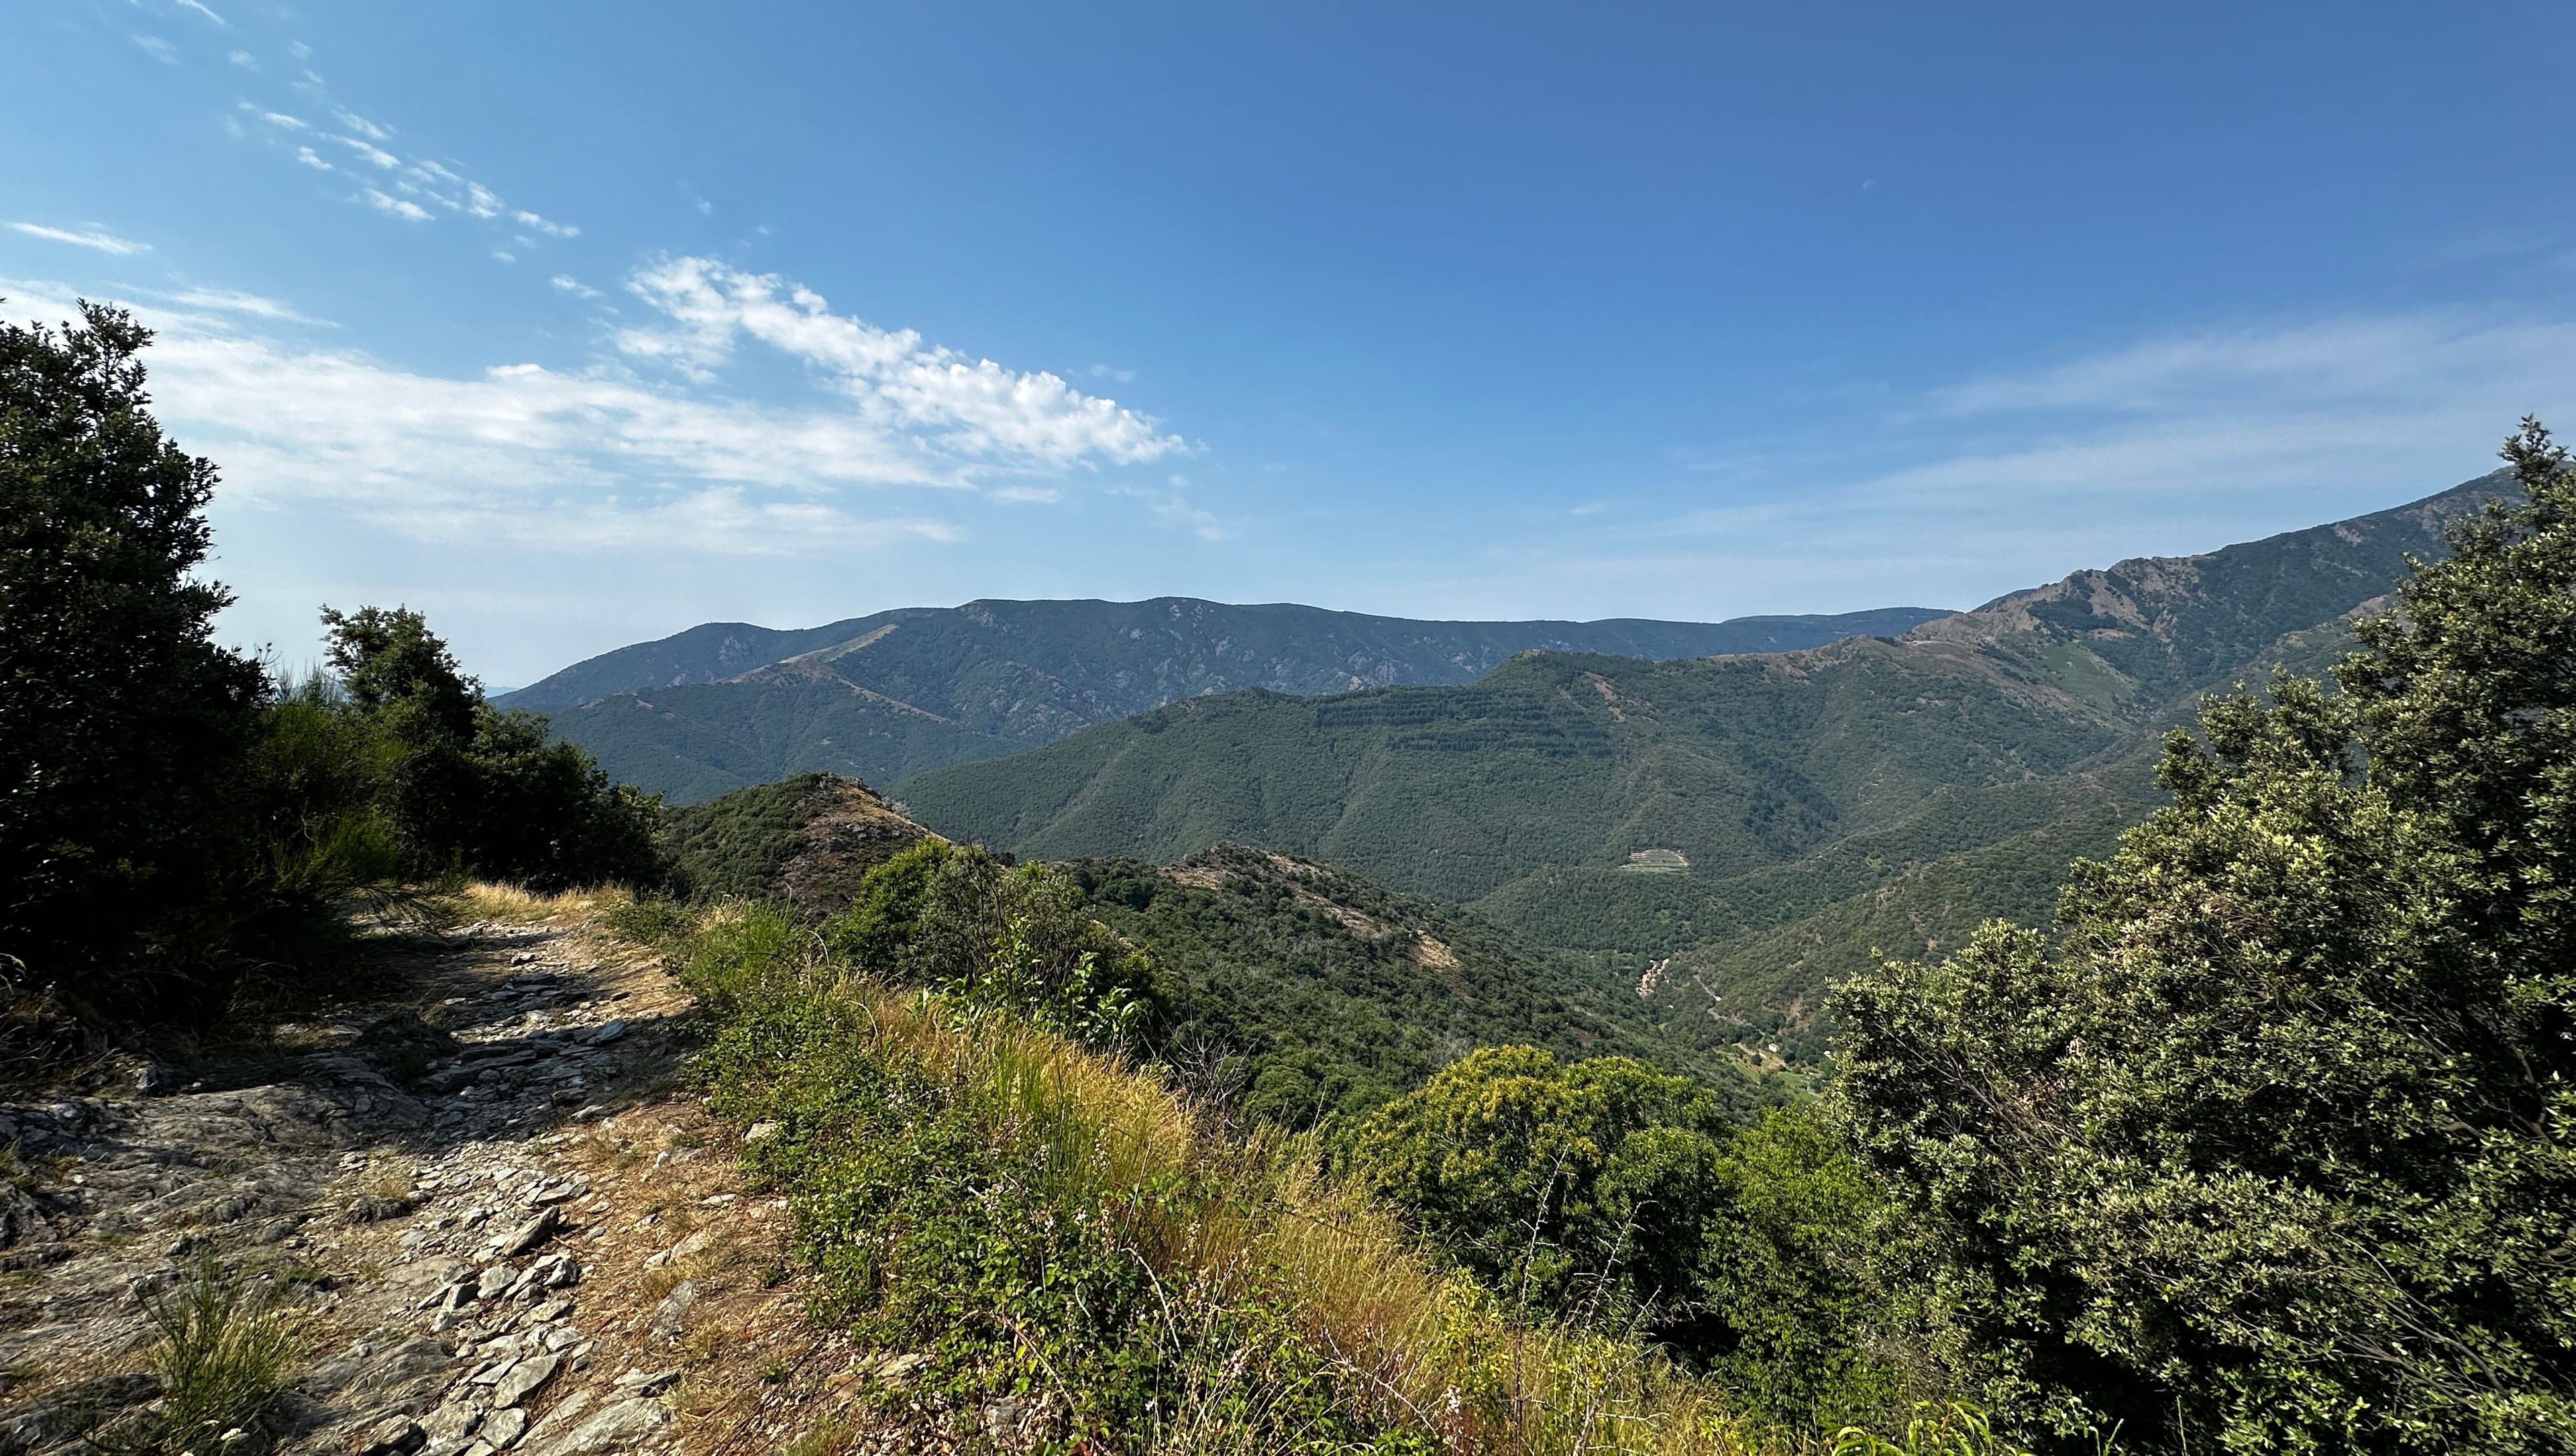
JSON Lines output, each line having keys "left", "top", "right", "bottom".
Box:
{"left": 890, "top": 471, "right": 2514, "bottom": 1063}
{"left": 501, "top": 599, "right": 1950, "bottom": 802}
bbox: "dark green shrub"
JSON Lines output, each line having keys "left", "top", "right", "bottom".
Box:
{"left": 317, "top": 605, "right": 672, "bottom": 892}
{"left": 1833, "top": 421, "right": 2576, "bottom": 1453}
{"left": 0, "top": 304, "right": 268, "bottom": 1017}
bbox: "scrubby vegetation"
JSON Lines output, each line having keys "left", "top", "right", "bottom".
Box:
{"left": 665, "top": 892, "right": 1955, "bottom": 1454}
{"left": 1837, "top": 420, "right": 2576, "bottom": 1453}
{"left": 1069, "top": 845, "right": 1764, "bottom": 1127}
{"left": 0, "top": 305, "right": 668, "bottom": 1035}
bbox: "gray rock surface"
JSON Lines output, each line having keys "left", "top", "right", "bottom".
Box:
{"left": 0, "top": 918, "right": 680, "bottom": 1456}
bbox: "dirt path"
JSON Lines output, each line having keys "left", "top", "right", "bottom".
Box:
{"left": 0, "top": 892, "right": 872, "bottom": 1456}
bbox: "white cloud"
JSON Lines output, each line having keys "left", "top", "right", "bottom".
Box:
{"left": 991, "top": 485, "right": 1061, "bottom": 503}
{"left": 617, "top": 256, "right": 1185, "bottom": 472}
{"left": 1088, "top": 364, "right": 1136, "bottom": 383}
{"left": 6, "top": 222, "right": 151, "bottom": 256}
{"left": 288, "top": 40, "right": 311, "bottom": 59}
{"left": 174, "top": 0, "right": 227, "bottom": 24}
{"left": 491, "top": 249, "right": 517, "bottom": 264}
{"left": 1617, "top": 309, "right": 2576, "bottom": 618}
{"left": 549, "top": 274, "right": 602, "bottom": 299}
{"left": 513, "top": 210, "right": 577, "bottom": 239}
{"left": 152, "top": 287, "right": 327, "bottom": 324}
{"left": 230, "top": 88, "right": 572, "bottom": 246}
{"left": 0, "top": 271, "right": 1193, "bottom": 559}
{"left": 694, "top": 197, "right": 713, "bottom": 217}
{"left": 1134, "top": 474, "right": 1226, "bottom": 540}
{"left": 360, "top": 189, "right": 432, "bottom": 222}
{"left": 133, "top": 34, "right": 179, "bottom": 63}
{"left": 1869, "top": 313, "right": 2576, "bottom": 511}
{"left": 333, "top": 136, "right": 399, "bottom": 169}
{"left": 227, "top": 48, "right": 256, "bottom": 69}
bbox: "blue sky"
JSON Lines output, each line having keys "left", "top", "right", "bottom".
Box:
{"left": 7, "top": 1, "right": 2575, "bottom": 687}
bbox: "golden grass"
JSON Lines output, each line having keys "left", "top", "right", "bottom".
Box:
{"left": 460, "top": 881, "right": 629, "bottom": 925}
{"left": 788, "top": 976, "right": 1796, "bottom": 1456}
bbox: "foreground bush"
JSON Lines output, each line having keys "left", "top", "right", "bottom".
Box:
{"left": 1835, "top": 421, "right": 2576, "bottom": 1452}
{"left": 0, "top": 303, "right": 268, "bottom": 1016}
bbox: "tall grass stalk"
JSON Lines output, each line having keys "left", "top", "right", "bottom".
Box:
{"left": 144, "top": 1259, "right": 299, "bottom": 1454}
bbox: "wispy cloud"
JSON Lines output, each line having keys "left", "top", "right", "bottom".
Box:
{"left": 233, "top": 87, "right": 573, "bottom": 249}
{"left": 1609, "top": 308, "right": 2576, "bottom": 616}
{"left": 333, "top": 136, "right": 398, "bottom": 169}
{"left": 152, "top": 287, "right": 329, "bottom": 325}
{"left": 549, "top": 274, "right": 602, "bottom": 299}
{"left": 133, "top": 34, "right": 179, "bottom": 63}
{"left": 513, "top": 210, "right": 577, "bottom": 240}
{"left": 174, "top": 0, "right": 226, "bottom": 25}
{"left": 1088, "top": 364, "right": 1136, "bottom": 383}
{"left": 7, "top": 222, "right": 151, "bottom": 256}
{"left": 1133, "top": 474, "right": 1227, "bottom": 540}
{"left": 226, "top": 48, "right": 256, "bottom": 69}
{"left": 360, "top": 189, "right": 432, "bottom": 222}
{"left": 0, "top": 268, "right": 1193, "bottom": 558}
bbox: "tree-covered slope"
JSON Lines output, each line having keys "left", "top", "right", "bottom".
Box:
{"left": 890, "top": 474, "right": 2508, "bottom": 1054}
{"left": 664, "top": 771, "right": 935, "bottom": 911}
{"left": 505, "top": 599, "right": 1949, "bottom": 800}
{"left": 896, "top": 638, "right": 2128, "bottom": 905}
{"left": 1070, "top": 843, "right": 1768, "bottom": 1125}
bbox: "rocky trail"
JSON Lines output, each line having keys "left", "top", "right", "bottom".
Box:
{"left": 0, "top": 892, "right": 877, "bottom": 1456}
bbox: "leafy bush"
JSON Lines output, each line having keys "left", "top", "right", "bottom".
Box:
{"left": 826, "top": 843, "right": 1155, "bottom": 1047}
{"left": 1352, "top": 1047, "right": 1903, "bottom": 1428}
{"left": 1833, "top": 422, "right": 2576, "bottom": 1454}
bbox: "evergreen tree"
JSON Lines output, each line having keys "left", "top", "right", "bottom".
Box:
{"left": 0, "top": 304, "right": 265, "bottom": 1010}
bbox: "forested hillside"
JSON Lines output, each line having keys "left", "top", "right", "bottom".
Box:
{"left": 502, "top": 599, "right": 1947, "bottom": 801}
{"left": 894, "top": 472, "right": 2509, "bottom": 1056}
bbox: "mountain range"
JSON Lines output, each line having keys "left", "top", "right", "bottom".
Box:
{"left": 498, "top": 601, "right": 1948, "bottom": 802}
{"left": 888, "top": 472, "right": 2508, "bottom": 1063}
